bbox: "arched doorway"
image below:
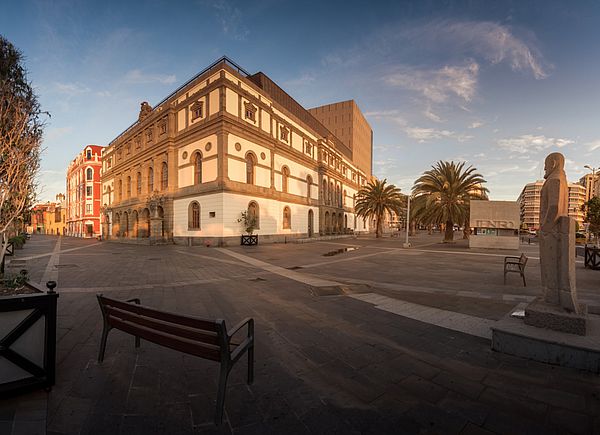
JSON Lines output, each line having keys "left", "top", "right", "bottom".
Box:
{"left": 308, "top": 209, "right": 314, "bottom": 237}
{"left": 132, "top": 210, "right": 139, "bottom": 238}
{"left": 344, "top": 214, "right": 348, "bottom": 232}
{"left": 325, "top": 211, "right": 330, "bottom": 234}
{"left": 141, "top": 208, "right": 150, "bottom": 238}
{"left": 157, "top": 206, "right": 164, "bottom": 238}
{"left": 122, "top": 212, "right": 129, "bottom": 238}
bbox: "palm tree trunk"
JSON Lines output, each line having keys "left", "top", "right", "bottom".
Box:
{"left": 376, "top": 212, "right": 383, "bottom": 238}
{"left": 444, "top": 220, "right": 454, "bottom": 242}
{"left": 463, "top": 219, "right": 470, "bottom": 239}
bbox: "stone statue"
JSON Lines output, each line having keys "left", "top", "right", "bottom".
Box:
{"left": 538, "top": 152, "right": 580, "bottom": 313}
{"left": 138, "top": 101, "right": 152, "bottom": 121}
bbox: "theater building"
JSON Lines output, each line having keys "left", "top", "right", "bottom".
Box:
{"left": 100, "top": 57, "right": 371, "bottom": 245}
{"left": 66, "top": 145, "right": 104, "bottom": 237}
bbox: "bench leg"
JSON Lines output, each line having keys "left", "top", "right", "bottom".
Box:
{"left": 503, "top": 270, "right": 507, "bottom": 285}
{"left": 247, "top": 345, "right": 254, "bottom": 385}
{"left": 522, "top": 272, "right": 526, "bottom": 287}
{"left": 215, "top": 365, "right": 229, "bottom": 425}
{"left": 98, "top": 326, "right": 110, "bottom": 362}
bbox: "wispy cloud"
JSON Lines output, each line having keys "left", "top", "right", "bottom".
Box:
{"left": 468, "top": 121, "right": 484, "bottom": 129}
{"left": 585, "top": 139, "right": 600, "bottom": 152}
{"left": 207, "top": 0, "right": 249, "bottom": 41}
{"left": 497, "top": 134, "right": 574, "bottom": 154}
{"left": 44, "top": 126, "right": 73, "bottom": 142}
{"left": 386, "top": 62, "right": 479, "bottom": 104}
{"left": 423, "top": 107, "right": 445, "bottom": 123}
{"left": 285, "top": 73, "right": 316, "bottom": 88}
{"left": 54, "top": 82, "right": 90, "bottom": 96}
{"left": 404, "top": 126, "right": 473, "bottom": 143}
{"left": 124, "top": 69, "right": 176, "bottom": 85}
{"left": 418, "top": 20, "right": 550, "bottom": 80}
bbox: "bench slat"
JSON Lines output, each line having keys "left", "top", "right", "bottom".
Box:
{"left": 99, "top": 296, "right": 219, "bottom": 332}
{"left": 108, "top": 316, "right": 222, "bottom": 361}
{"left": 105, "top": 306, "right": 220, "bottom": 345}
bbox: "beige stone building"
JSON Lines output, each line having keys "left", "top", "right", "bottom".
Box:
{"left": 469, "top": 200, "right": 520, "bottom": 249}
{"left": 100, "top": 58, "right": 371, "bottom": 245}
{"left": 579, "top": 173, "right": 599, "bottom": 203}
{"left": 309, "top": 100, "right": 372, "bottom": 178}
{"left": 518, "top": 180, "right": 586, "bottom": 231}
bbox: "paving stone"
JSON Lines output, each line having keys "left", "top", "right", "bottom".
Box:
{"left": 432, "top": 370, "right": 485, "bottom": 400}
{"left": 478, "top": 388, "right": 547, "bottom": 422}
{"left": 403, "top": 402, "right": 467, "bottom": 434}
{"left": 439, "top": 391, "right": 489, "bottom": 426}
{"left": 10, "top": 420, "right": 46, "bottom": 435}
{"left": 79, "top": 413, "right": 122, "bottom": 435}
{"left": 483, "top": 409, "right": 556, "bottom": 435}
{"left": 396, "top": 374, "right": 449, "bottom": 404}
{"left": 460, "top": 422, "right": 496, "bottom": 435}
{"left": 548, "top": 407, "right": 592, "bottom": 435}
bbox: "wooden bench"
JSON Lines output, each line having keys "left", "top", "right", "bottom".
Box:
{"left": 96, "top": 295, "right": 254, "bottom": 425}
{"left": 504, "top": 253, "right": 528, "bottom": 286}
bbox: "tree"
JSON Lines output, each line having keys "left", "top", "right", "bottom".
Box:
{"left": 582, "top": 197, "right": 600, "bottom": 246}
{"left": 0, "top": 36, "right": 44, "bottom": 273}
{"left": 412, "top": 161, "right": 488, "bottom": 242}
{"left": 355, "top": 179, "right": 405, "bottom": 238}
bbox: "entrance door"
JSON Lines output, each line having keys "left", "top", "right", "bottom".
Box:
{"left": 86, "top": 224, "right": 93, "bottom": 237}
{"left": 308, "top": 209, "right": 314, "bottom": 237}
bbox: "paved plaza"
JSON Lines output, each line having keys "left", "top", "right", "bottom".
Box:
{"left": 1, "top": 234, "right": 600, "bottom": 434}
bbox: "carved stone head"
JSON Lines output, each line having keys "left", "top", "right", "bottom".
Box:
{"left": 543, "top": 152, "right": 565, "bottom": 179}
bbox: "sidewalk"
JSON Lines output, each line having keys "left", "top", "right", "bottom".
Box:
{"left": 1, "top": 235, "right": 599, "bottom": 434}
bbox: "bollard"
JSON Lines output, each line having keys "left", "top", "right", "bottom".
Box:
{"left": 46, "top": 280, "right": 57, "bottom": 293}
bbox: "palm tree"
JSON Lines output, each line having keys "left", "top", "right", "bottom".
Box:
{"left": 412, "top": 161, "right": 488, "bottom": 242}
{"left": 355, "top": 179, "right": 405, "bottom": 238}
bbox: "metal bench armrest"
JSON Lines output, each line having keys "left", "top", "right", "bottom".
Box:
{"left": 126, "top": 298, "right": 141, "bottom": 305}
{"left": 230, "top": 337, "right": 254, "bottom": 363}
{"left": 228, "top": 318, "right": 253, "bottom": 339}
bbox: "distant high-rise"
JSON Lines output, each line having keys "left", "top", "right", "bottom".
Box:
{"left": 309, "top": 100, "right": 373, "bottom": 178}
{"left": 579, "top": 173, "right": 599, "bottom": 202}
{"left": 518, "top": 180, "right": 586, "bottom": 231}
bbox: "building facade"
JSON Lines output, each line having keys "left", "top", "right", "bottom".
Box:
{"left": 30, "top": 194, "right": 66, "bottom": 235}
{"left": 100, "top": 58, "right": 370, "bottom": 245}
{"left": 469, "top": 200, "right": 520, "bottom": 249}
{"left": 518, "top": 181, "right": 543, "bottom": 231}
{"left": 309, "top": 100, "right": 373, "bottom": 178}
{"left": 518, "top": 180, "right": 586, "bottom": 231}
{"left": 66, "top": 145, "right": 104, "bottom": 237}
{"left": 579, "top": 173, "right": 599, "bottom": 203}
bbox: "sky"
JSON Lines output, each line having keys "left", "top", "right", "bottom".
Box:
{"left": 2, "top": 0, "right": 600, "bottom": 201}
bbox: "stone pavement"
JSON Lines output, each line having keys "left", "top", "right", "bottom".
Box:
{"left": 1, "top": 234, "right": 599, "bottom": 434}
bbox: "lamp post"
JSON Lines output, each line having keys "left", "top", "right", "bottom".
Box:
{"left": 403, "top": 194, "right": 411, "bottom": 248}
{"left": 584, "top": 165, "right": 598, "bottom": 199}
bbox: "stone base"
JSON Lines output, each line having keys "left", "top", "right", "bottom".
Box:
{"left": 524, "top": 298, "right": 587, "bottom": 336}
{"left": 491, "top": 314, "right": 600, "bottom": 373}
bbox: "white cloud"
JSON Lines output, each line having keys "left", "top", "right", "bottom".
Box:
{"left": 96, "top": 90, "right": 111, "bottom": 97}
{"left": 124, "top": 69, "right": 176, "bottom": 85}
{"left": 285, "top": 73, "right": 316, "bottom": 87}
{"left": 417, "top": 20, "right": 550, "bottom": 79}
{"left": 468, "top": 121, "right": 484, "bottom": 129}
{"left": 404, "top": 126, "right": 473, "bottom": 143}
{"left": 207, "top": 0, "right": 249, "bottom": 41}
{"left": 585, "top": 140, "right": 600, "bottom": 152}
{"left": 55, "top": 82, "right": 90, "bottom": 96}
{"left": 423, "top": 107, "right": 445, "bottom": 123}
{"left": 497, "top": 134, "right": 574, "bottom": 154}
{"left": 44, "top": 126, "right": 73, "bottom": 142}
{"left": 386, "top": 62, "right": 479, "bottom": 104}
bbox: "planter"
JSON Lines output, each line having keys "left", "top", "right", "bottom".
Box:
{"left": 241, "top": 234, "right": 258, "bottom": 246}
{"left": 584, "top": 245, "right": 600, "bottom": 270}
{"left": 0, "top": 281, "right": 59, "bottom": 396}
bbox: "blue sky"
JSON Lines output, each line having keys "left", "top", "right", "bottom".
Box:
{"left": 2, "top": 0, "right": 600, "bottom": 201}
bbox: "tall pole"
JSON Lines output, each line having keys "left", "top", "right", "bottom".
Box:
{"left": 403, "top": 195, "right": 411, "bottom": 248}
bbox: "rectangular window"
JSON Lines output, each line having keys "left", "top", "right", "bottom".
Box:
{"left": 86, "top": 186, "right": 92, "bottom": 196}
{"left": 86, "top": 204, "right": 92, "bottom": 213}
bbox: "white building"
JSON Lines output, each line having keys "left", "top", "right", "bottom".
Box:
{"left": 100, "top": 58, "right": 371, "bottom": 245}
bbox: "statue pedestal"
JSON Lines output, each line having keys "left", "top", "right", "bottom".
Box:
{"left": 524, "top": 297, "right": 587, "bottom": 336}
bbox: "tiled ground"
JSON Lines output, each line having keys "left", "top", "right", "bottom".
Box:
{"left": 1, "top": 234, "right": 599, "bottom": 434}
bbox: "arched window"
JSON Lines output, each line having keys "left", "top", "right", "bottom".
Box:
{"left": 148, "top": 167, "right": 154, "bottom": 192}
{"left": 107, "top": 186, "right": 111, "bottom": 205}
{"left": 86, "top": 168, "right": 93, "bottom": 180}
{"left": 188, "top": 201, "right": 200, "bottom": 229}
{"left": 245, "top": 153, "right": 256, "bottom": 184}
{"left": 322, "top": 180, "right": 328, "bottom": 204}
{"left": 248, "top": 201, "right": 260, "bottom": 229}
{"left": 329, "top": 181, "right": 334, "bottom": 205}
{"left": 281, "top": 166, "right": 289, "bottom": 193}
{"left": 343, "top": 189, "right": 347, "bottom": 206}
{"left": 137, "top": 172, "right": 142, "bottom": 195}
{"left": 306, "top": 175, "right": 313, "bottom": 199}
{"left": 118, "top": 179, "right": 123, "bottom": 200}
{"left": 194, "top": 152, "right": 202, "bottom": 184}
{"left": 161, "top": 162, "right": 168, "bottom": 190}
{"left": 283, "top": 206, "right": 291, "bottom": 229}
{"left": 126, "top": 176, "right": 131, "bottom": 198}
{"left": 86, "top": 149, "right": 92, "bottom": 159}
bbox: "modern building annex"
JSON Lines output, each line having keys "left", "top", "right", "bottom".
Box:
{"left": 100, "top": 57, "right": 372, "bottom": 245}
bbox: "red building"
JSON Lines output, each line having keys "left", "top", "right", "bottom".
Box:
{"left": 66, "top": 145, "right": 104, "bottom": 237}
